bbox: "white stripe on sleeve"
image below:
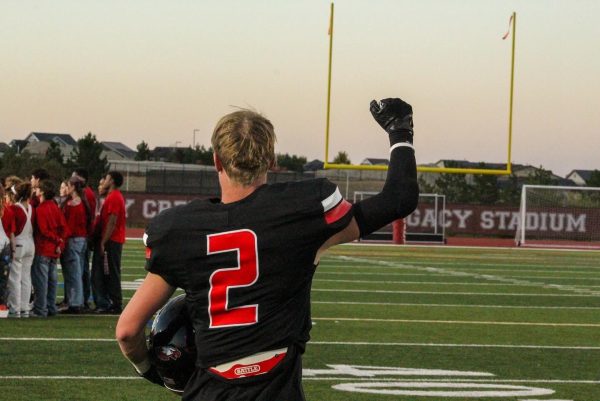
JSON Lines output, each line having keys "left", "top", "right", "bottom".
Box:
{"left": 321, "top": 187, "right": 343, "bottom": 212}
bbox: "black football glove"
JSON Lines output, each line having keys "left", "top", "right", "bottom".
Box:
{"left": 137, "top": 364, "right": 164, "bottom": 387}
{"left": 370, "top": 98, "right": 414, "bottom": 145}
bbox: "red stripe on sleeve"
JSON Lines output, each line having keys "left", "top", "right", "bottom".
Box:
{"left": 324, "top": 200, "right": 352, "bottom": 225}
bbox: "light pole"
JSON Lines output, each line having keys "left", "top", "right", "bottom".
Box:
{"left": 193, "top": 129, "right": 200, "bottom": 148}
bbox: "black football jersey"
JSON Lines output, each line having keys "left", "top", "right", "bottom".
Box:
{"left": 144, "top": 178, "right": 353, "bottom": 367}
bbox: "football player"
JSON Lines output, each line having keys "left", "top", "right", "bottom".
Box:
{"left": 116, "top": 97, "right": 419, "bottom": 400}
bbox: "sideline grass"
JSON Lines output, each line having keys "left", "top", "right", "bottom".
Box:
{"left": 1, "top": 242, "right": 599, "bottom": 400}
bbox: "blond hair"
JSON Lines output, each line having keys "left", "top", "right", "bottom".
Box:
{"left": 3, "top": 175, "right": 23, "bottom": 204}
{"left": 211, "top": 109, "right": 276, "bottom": 186}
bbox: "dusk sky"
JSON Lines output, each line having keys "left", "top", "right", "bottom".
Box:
{"left": 1, "top": 0, "right": 599, "bottom": 176}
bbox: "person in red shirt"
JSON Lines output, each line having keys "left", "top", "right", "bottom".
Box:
{"left": 61, "top": 176, "right": 93, "bottom": 314}
{"left": 31, "top": 180, "right": 68, "bottom": 318}
{"left": 72, "top": 168, "right": 97, "bottom": 311}
{"left": 1, "top": 185, "right": 17, "bottom": 257}
{"left": 0, "top": 185, "right": 15, "bottom": 316}
{"left": 92, "top": 171, "right": 126, "bottom": 314}
{"left": 6, "top": 182, "right": 35, "bottom": 318}
{"left": 29, "top": 168, "right": 50, "bottom": 209}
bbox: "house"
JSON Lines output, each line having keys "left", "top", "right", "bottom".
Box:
{"left": 303, "top": 159, "right": 324, "bottom": 171}
{"left": 9, "top": 139, "right": 28, "bottom": 153}
{"left": 360, "top": 158, "right": 389, "bottom": 166}
{"left": 565, "top": 169, "right": 596, "bottom": 186}
{"left": 102, "top": 142, "right": 137, "bottom": 160}
{"left": 16, "top": 132, "right": 77, "bottom": 160}
{"left": 25, "top": 132, "right": 77, "bottom": 147}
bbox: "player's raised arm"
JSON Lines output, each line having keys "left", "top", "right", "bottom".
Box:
{"left": 318, "top": 98, "right": 419, "bottom": 255}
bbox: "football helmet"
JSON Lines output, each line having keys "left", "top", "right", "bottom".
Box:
{"left": 148, "top": 294, "right": 197, "bottom": 394}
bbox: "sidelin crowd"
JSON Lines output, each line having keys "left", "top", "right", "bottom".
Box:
{"left": 0, "top": 168, "right": 127, "bottom": 318}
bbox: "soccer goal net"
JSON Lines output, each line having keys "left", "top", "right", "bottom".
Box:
{"left": 353, "top": 191, "right": 446, "bottom": 243}
{"left": 515, "top": 185, "right": 600, "bottom": 248}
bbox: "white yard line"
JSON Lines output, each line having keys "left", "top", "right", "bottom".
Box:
{"left": 312, "top": 301, "right": 600, "bottom": 310}
{"left": 313, "top": 278, "right": 599, "bottom": 288}
{"left": 311, "top": 317, "right": 600, "bottom": 327}
{"left": 0, "top": 375, "right": 597, "bottom": 384}
{"left": 320, "top": 264, "right": 600, "bottom": 276}
{"left": 333, "top": 256, "right": 600, "bottom": 296}
{"left": 309, "top": 342, "right": 600, "bottom": 350}
{"left": 2, "top": 337, "right": 598, "bottom": 349}
{"left": 312, "top": 288, "right": 600, "bottom": 297}
{"left": 337, "top": 242, "right": 600, "bottom": 253}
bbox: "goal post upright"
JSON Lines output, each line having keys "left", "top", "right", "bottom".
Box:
{"left": 323, "top": 4, "right": 516, "bottom": 176}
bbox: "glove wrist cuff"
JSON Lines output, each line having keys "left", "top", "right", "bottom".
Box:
{"left": 388, "top": 130, "right": 413, "bottom": 146}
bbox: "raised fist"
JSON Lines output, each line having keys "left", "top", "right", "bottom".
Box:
{"left": 370, "top": 98, "right": 413, "bottom": 145}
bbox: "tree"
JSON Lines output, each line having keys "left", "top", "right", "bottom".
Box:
{"left": 587, "top": 170, "right": 600, "bottom": 187}
{"left": 0, "top": 149, "right": 66, "bottom": 182}
{"left": 470, "top": 163, "right": 499, "bottom": 205}
{"left": 417, "top": 175, "right": 436, "bottom": 194}
{"left": 526, "top": 166, "right": 555, "bottom": 185}
{"left": 135, "top": 141, "right": 150, "bottom": 161}
{"left": 195, "top": 145, "right": 214, "bottom": 165}
{"left": 434, "top": 174, "right": 472, "bottom": 203}
{"left": 497, "top": 173, "right": 521, "bottom": 206}
{"left": 67, "top": 132, "right": 109, "bottom": 186}
{"left": 276, "top": 153, "right": 307, "bottom": 172}
{"left": 332, "top": 151, "right": 351, "bottom": 165}
{"left": 46, "top": 142, "right": 64, "bottom": 165}
{"left": 433, "top": 162, "right": 472, "bottom": 203}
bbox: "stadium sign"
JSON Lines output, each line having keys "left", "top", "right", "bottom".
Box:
{"left": 406, "top": 204, "right": 591, "bottom": 237}
{"left": 120, "top": 194, "right": 593, "bottom": 239}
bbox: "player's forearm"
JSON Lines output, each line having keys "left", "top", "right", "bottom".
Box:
{"left": 117, "top": 327, "right": 150, "bottom": 367}
{"left": 353, "top": 147, "right": 419, "bottom": 237}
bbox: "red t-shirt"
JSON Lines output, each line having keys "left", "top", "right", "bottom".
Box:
{"left": 64, "top": 201, "right": 88, "bottom": 238}
{"left": 100, "top": 189, "right": 126, "bottom": 244}
{"left": 1, "top": 206, "right": 16, "bottom": 236}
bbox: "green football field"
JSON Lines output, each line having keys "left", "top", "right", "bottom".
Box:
{"left": 1, "top": 241, "right": 599, "bottom": 401}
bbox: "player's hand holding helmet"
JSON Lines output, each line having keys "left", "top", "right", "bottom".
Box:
{"left": 370, "top": 98, "right": 414, "bottom": 145}
{"left": 137, "top": 363, "right": 164, "bottom": 387}
{"left": 148, "top": 294, "right": 197, "bottom": 394}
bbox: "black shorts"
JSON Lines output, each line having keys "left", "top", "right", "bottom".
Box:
{"left": 182, "top": 346, "right": 305, "bottom": 401}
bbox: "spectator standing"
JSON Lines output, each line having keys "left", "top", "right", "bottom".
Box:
{"left": 6, "top": 182, "right": 35, "bottom": 318}
{"left": 1, "top": 186, "right": 17, "bottom": 257}
{"left": 61, "top": 176, "right": 92, "bottom": 314}
{"left": 31, "top": 180, "right": 68, "bottom": 318}
{"left": 30, "top": 169, "right": 49, "bottom": 208}
{"left": 72, "top": 168, "right": 97, "bottom": 311}
{"left": 0, "top": 186, "right": 13, "bottom": 317}
{"left": 57, "top": 179, "right": 69, "bottom": 310}
{"left": 92, "top": 172, "right": 126, "bottom": 314}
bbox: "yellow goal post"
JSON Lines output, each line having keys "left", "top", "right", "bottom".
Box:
{"left": 323, "top": 3, "right": 516, "bottom": 176}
